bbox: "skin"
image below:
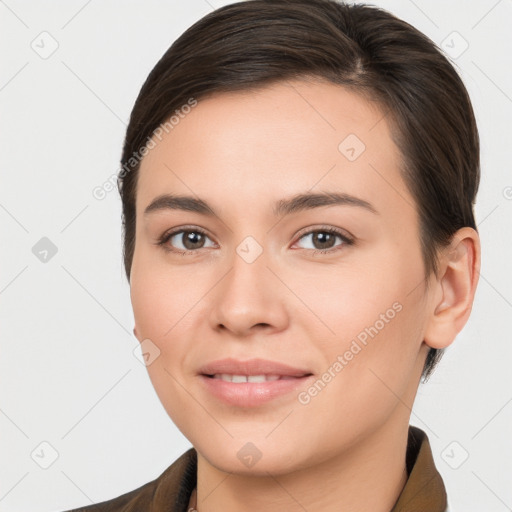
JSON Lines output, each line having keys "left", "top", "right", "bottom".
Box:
{"left": 130, "top": 78, "right": 480, "bottom": 512}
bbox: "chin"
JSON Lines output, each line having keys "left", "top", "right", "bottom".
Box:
{"left": 194, "top": 436, "right": 315, "bottom": 477}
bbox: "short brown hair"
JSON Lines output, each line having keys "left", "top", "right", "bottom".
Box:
{"left": 117, "top": 0, "right": 480, "bottom": 380}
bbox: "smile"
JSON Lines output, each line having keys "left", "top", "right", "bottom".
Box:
{"left": 208, "top": 374, "right": 303, "bottom": 382}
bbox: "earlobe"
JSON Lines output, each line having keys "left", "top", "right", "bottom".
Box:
{"left": 133, "top": 325, "right": 140, "bottom": 341}
{"left": 424, "top": 227, "right": 481, "bottom": 350}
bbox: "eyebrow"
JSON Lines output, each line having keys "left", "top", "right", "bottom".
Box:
{"left": 143, "top": 191, "right": 378, "bottom": 218}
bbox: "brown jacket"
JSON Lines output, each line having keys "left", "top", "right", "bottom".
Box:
{"left": 63, "top": 425, "right": 447, "bottom": 512}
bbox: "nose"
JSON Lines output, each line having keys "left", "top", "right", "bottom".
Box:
{"left": 208, "top": 243, "right": 289, "bottom": 338}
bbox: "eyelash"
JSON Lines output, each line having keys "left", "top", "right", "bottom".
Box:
{"left": 156, "top": 225, "right": 354, "bottom": 256}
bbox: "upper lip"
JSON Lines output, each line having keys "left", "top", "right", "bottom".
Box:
{"left": 199, "top": 358, "right": 313, "bottom": 377}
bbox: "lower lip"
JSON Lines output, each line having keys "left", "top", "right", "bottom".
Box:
{"left": 199, "top": 375, "right": 314, "bottom": 407}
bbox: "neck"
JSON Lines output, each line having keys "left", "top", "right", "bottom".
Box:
{"left": 193, "top": 419, "right": 410, "bottom": 512}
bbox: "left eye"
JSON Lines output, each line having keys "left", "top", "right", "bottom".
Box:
{"left": 294, "top": 229, "right": 352, "bottom": 252}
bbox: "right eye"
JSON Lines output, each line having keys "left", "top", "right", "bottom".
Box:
{"left": 157, "top": 227, "right": 217, "bottom": 255}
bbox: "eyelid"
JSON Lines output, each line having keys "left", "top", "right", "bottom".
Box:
{"left": 156, "top": 224, "right": 355, "bottom": 254}
{"left": 160, "top": 224, "right": 213, "bottom": 241}
{"left": 292, "top": 224, "right": 354, "bottom": 245}
{"left": 156, "top": 225, "right": 217, "bottom": 253}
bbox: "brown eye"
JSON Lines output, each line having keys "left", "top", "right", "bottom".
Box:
{"left": 310, "top": 231, "right": 337, "bottom": 250}
{"left": 175, "top": 231, "right": 207, "bottom": 250}
{"left": 294, "top": 228, "right": 353, "bottom": 254}
{"left": 158, "top": 227, "right": 216, "bottom": 254}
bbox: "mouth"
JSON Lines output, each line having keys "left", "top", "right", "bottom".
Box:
{"left": 203, "top": 373, "right": 311, "bottom": 382}
{"left": 198, "top": 357, "right": 312, "bottom": 378}
{"left": 197, "top": 358, "right": 314, "bottom": 407}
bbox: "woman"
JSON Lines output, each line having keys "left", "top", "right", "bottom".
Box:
{"left": 64, "top": 0, "right": 480, "bottom": 510}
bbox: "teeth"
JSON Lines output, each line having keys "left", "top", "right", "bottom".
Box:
{"left": 213, "top": 374, "right": 282, "bottom": 382}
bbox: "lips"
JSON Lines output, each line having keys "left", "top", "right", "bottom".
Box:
{"left": 211, "top": 374, "right": 289, "bottom": 382}
{"left": 197, "top": 358, "right": 314, "bottom": 407}
{"left": 198, "top": 357, "right": 312, "bottom": 379}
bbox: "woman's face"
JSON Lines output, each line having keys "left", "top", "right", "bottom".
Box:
{"left": 130, "top": 79, "right": 435, "bottom": 474}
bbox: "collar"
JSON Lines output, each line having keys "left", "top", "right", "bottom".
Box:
{"left": 390, "top": 425, "right": 447, "bottom": 511}
{"left": 151, "top": 425, "right": 447, "bottom": 511}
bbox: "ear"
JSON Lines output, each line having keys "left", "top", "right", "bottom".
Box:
{"left": 133, "top": 325, "right": 141, "bottom": 342}
{"left": 424, "top": 227, "right": 481, "bottom": 350}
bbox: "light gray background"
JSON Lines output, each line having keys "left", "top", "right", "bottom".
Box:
{"left": 1, "top": 1, "right": 511, "bottom": 511}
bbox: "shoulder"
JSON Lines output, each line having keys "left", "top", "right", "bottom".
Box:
{"left": 58, "top": 448, "right": 197, "bottom": 512}
{"left": 60, "top": 478, "right": 156, "bottom": 512}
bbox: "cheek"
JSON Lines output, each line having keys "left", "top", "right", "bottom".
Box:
{"left": 130, "top": 274, "right": 169, "bottom": 340}
{"left": 294, "top": 295, "right": 425, "bottom": 449}
{"left": 130, "top": 248, "right": 203, "bottom": 339}
{"left": 130, "top": 263, "right": 200, "bottom": 431}
{"left": 300, "top": 248, "right": 421, "bottom": 349}
{"left": 301, "top": 246, "right": 427, "bottom": 407}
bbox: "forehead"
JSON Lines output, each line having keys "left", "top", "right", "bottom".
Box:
{"left": 136, "top": 79, "right": 413, "bottom": 221}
